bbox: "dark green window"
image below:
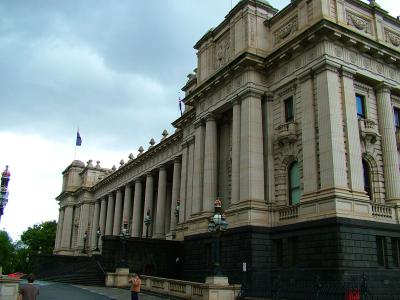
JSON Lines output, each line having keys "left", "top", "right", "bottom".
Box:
{"left": 285, "top": 97, "right": 294, "bottom": 122}
{"left": 289, "top": 162, "right": 301, "bottom": 205}
{"left": 392, "top": 238, "right": 400, "bottom": 268}
{"left": 356, "top": 94, "right": 366, "bottom": 119}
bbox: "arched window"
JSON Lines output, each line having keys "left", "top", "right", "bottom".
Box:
{"left": 362, "top": 159, "right": 372, "bottom": 200}
{"left": 289, "top": 162, "right": 301, "bottom": 205}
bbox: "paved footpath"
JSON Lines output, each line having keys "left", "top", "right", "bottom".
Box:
{"left": 28, "top": 281, "right": 169, "bottom": 300}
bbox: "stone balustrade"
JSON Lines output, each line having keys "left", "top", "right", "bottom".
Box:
{"left": 371, "top": 203, "right": 394, "bottom": 220}
{"left": 276, "top": 122, "right": 297, "bottom": 145}
{"left": 278, "top": 205, "right": 299, "bottom": 220}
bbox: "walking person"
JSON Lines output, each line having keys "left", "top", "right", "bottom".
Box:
{"left": 129, "top": 273, "right": 141, "bottom": 300}
{"left": 18, "top": 274, "right": 39, "bottom": 300}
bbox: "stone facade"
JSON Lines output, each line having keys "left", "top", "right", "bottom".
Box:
{"left": 53, "top": 0, "right": 400, "bottom": 297}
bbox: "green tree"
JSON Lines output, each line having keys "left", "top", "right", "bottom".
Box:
{"left": 20, "top": 220, "right": 57, "bottom": 255}
{"left": 0, "top": 230, "right": 16, "bottom": 274}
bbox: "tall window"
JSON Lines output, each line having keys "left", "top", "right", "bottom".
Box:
{"left": 394, "top": 107, "right": 400, "bottom": 130}
{"left": 284, "top": 97, "right": 294, "bottom": 122}
{"left": 362, "top": 159, "right": 372, "bottom": 200}
{"left": 289, "top": 162, "right": 301, "bottom": 205}
{"left": 356, "top": 94, "right": 366, "bottom": 119}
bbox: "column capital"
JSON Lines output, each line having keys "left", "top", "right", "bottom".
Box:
{"left": 173, "top": 156, "right": 182, "bottom": 163}
{"left": 312, "top": 59, "right": 341, "bottom": 75}
{"left": 145, "top": 171, "right": 154, "bottom": 178}
{"left": 376, "top": 82, "right": 393, "bottom": 94}
{"left": 339, "top": 66, "right": 356, "bottom": 79}
{"left": 134, "top": 177, "right": 142, "bottom": 184}
{"left": 297, "top": 68, "right": 313, "bottom": 83}
{"left": 158, "top": 164, "right": 168, "bottom": 171}
{"left": 261, "top": 92, "right": 273, "bottom": 102}
{"left": 194, "top": 118, "right": 205, "bottom": 128}
{"left": 205, "top": 113, "right": 217, "bottom": 122}
{"left": 231, "top": 95, "right": 242, "bottom": 106}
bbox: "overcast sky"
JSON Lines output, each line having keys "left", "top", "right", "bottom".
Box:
{"left": 0, "top": 0, "right": 398, "bottom": 241}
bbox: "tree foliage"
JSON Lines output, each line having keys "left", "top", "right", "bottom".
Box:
{"left": 20, "top": 220, "right": 57, "bottom": 255}
{"left": 0, "top": 230, "right": 15, "bottom": 273}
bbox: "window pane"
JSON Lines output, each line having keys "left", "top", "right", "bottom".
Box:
{"left": 285, "top": 97, "right": 294, "bottom": 122}
{"left": 356, "top": 95, "right": 365, "bottom": 118}
{"left": 289, "top": 162, "right": 301, "bottom": 205}
{"left": 362, "top": 159, "right": 371, "bottom": 199}
{"left": 394, "top": 107, "right": 400, "bottom": 129}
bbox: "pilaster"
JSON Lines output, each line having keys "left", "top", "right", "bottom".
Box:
{"left": 231, "top": 97, "right": 241, "bottom": 205}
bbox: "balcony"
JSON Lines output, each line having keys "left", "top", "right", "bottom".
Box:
{"left": 358, "top": 118, "right": 379, "bottom": 144}
{"left": 276, "top": 122, "right": 297, "bottom": 145}
{"left": 278, "top": 205, "right": 299, "bottom": 220}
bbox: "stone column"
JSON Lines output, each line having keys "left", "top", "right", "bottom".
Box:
{"left": 341, "top": 67, "right": 364, "bottom": 192}
{"left": 98, "top": 197, "right": 107, "bottom": 242}
{"left": 122, "top": 184, "right": 132, "bottom": 229}
{"left": 90, "top": 200, "right": 100, "bottom": 250}
{"left": 186, "top": 139, "right": 195, "bottom": 220}
{"left": 105, "top": 193, "right": 115, "bottom": 235}
{"left": 231, "top": 98, "right": 241, "bottom": 205}
{"left": 131, "top": 178, "right": 143, "bottom": 237}
{"left": 179, "top": 144, "right": 188, "bottom": 223}
{"left": 55, "top": 208, "right": 65, "bottom": 250}
{"left": 192, "top": 120, "right": 205, "bottom": 214}
{"left": 77, "top": 203, "right": 90, "bottom": 250}
{"left": 203, "top": 114, "right": 218, "bottom": 212}
{"left": 61, "top": 205, "right": 74, "bottom": 249}
{"left": 154, "top": 166, "right": 167, "bottom": 239}
{"left": 113, "top": 189, "right": 123, "bottom": 236}
{"left": 376, "top": 83, "right": 400, "bottom": 202}
{"left": 170, "top": 157, "right": 181, "bottom": 234}
{"left": 262, "top": 93, "right": 275, "bottom": 203}
{"left": 315, "top": 62, "right": 348, "bottom": 189}
{"left": 240, "top": 91, "right": 265, "bottom": 202}
{"left": 142, "top": 173, "right": 154, "bottom": 237}
{"left": 300, "top": 70, "right": 319, "bottom": 195}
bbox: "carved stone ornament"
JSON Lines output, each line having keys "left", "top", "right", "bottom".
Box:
{"left": 216, "top": 34, "right": 230, "bottom": 69}
{"left": 385, "top": 29, "right": 400, "bottom": 47}
{"left": 275, "top": 17, "right": 298, "bottom": 44}
{"left": 346, "top": 11, "right": 371, "bottom": 34}
{"left": 276, "top": 122, "right": 298, "bottom": 145}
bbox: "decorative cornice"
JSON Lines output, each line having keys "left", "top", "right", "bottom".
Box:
{"left": 297, "top": 68, "right": 313, "bottom": 83}
{"left": 339, "top": 66, "right": 357, "bottom": 79}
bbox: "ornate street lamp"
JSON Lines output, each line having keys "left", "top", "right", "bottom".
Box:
{"left": 144, "top": 209, "right": 153, "bottom": 239}
{"left": 208, "top": 198, "right": 228, "bottom": 276}
{"left": 0, "top": 166, "right": 11, "bottom": 223}
{"left": 82, "top": 230, "right": 88, "bottom": 254}
{"left": 119, "top": 222, "right": 129, "bottom": 268}
{"left": 95, "top": 227, "right": 101, "bottom": 251}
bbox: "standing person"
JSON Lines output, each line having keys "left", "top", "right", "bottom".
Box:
{"left": 18, "top": 274, "right": 39, "bottom": 300}
{"left": 129, "top": 273, "right": 141, "bottom": 300}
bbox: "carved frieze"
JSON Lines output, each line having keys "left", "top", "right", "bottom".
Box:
{"left": 274, "top": 17, "right": 298, "bottom": 45}
{"left": 215, "top": 33, "right": 231, "bottom": 69}
{"left": 346, "top": 11, "right": 371, "bottom": 34}
{"left": 384, "top": 28, "right": 400, "bottom": 47}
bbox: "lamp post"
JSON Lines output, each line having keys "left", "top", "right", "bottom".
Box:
{"left": 82, "top": 230, "right": 88, "bottom": 254}
{"left": 144, "top": 209, "right": 152, "bottom": 239}
{"left": 0, "top": 166, "right": 11, "bottom": 223}
{"left": 95, "top": 227, "right": 101, "bottom": 252}
{"left": 208, "top": 198, "right": 228, "bottom": 276}
{"left": 119, "top": 222, "right": 129, "bottom": 268}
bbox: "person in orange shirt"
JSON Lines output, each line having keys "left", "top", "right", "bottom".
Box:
{"left": 129, "top": 273, "right": 141, "bottom": 300}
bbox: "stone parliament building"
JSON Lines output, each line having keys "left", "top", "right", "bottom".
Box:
{"left": 50, "top": 0, "right": 400, "bottom": 298}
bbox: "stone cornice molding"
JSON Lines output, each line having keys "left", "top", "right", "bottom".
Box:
{"left": 173, "top": 156, "right": 182, "bottom": 164}
{"left": 237, "top": 84, "right": 266, "bottom": 100}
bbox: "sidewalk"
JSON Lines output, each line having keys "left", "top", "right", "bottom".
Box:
{"left": 75, "top": 285, "right": 170, "bottom": 300}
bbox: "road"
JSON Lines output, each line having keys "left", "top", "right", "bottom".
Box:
{"left": 23, "top": 281, "right": 168, "bottom": 300}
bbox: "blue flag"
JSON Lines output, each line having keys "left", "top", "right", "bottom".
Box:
{"left": 76, "top": 130, "right": 82, "bottom": 146}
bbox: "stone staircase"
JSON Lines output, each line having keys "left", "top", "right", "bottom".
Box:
{"left": 33, "top": 254, "right": 105, "bottom": 286}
